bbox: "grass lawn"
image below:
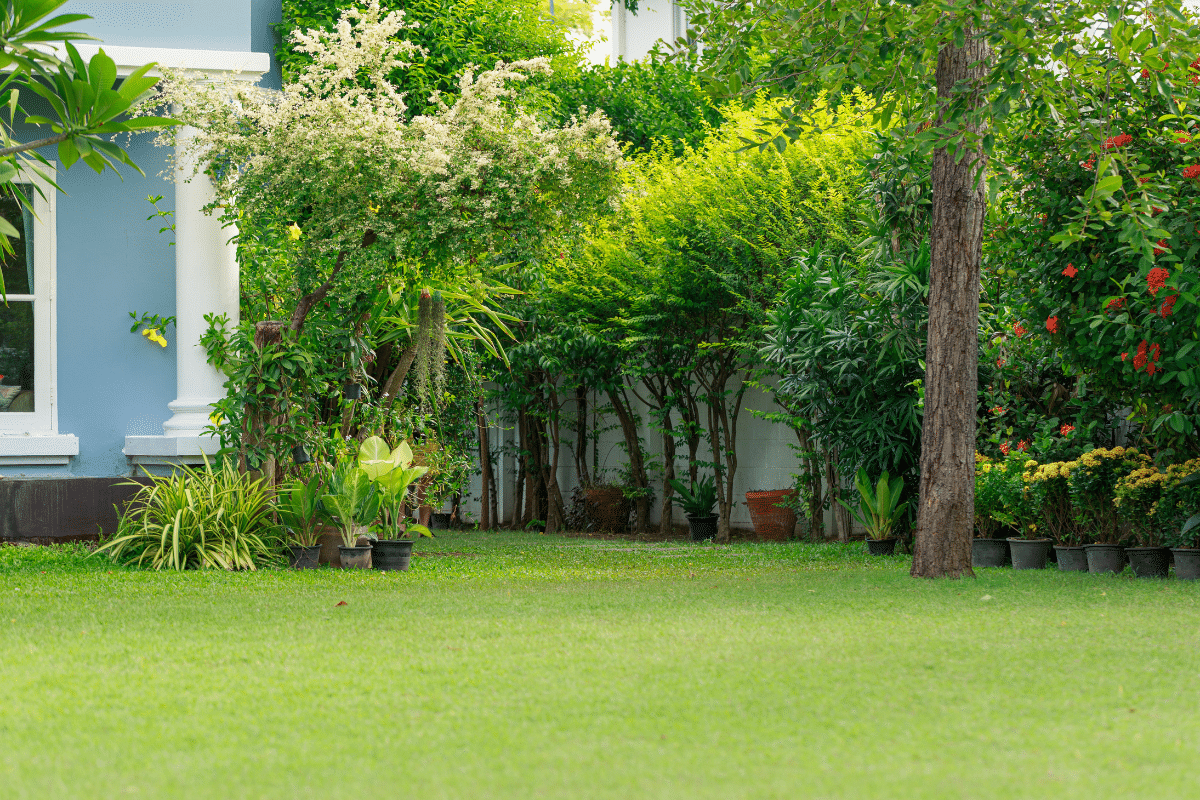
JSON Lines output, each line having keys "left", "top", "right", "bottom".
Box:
{"left": 1, "top": 532, "right": 1198, "bottom": 799}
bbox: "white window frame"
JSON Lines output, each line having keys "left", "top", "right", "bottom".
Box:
{"left": 0, "top": 162, "right": 76, "bottom": 463}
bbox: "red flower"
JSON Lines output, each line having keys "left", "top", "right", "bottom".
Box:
{"left": 1147, "top": 267, "right": 1169, "bottom": 296}
{"left": 999, "top": 442, "right": 1011, "bottom": 455}
{"left": 996, "top": 358, "right": 1006, "bottom": 368}
{"left": 1147, "top": 361, "right": 1158, "bottom": 376}
{"left": 1183, "top": 165, "right": 1200, "bottom": 179}
{"left": 1060, "top": 424, "right": 1075, "bottom": 436}
{"left": 1121, "top": 352, "right": 1129, "bottom": 362}
{"left": 1134, "top": 340, "right": 1149, "bottom": 370}
{"left": 1062, "top": 263, "right": 1079, "bottom": 278}
{"left": 990, "top": 406, "right": 1006, "bottom": 415}
{"left": 1046, "top": 315, "right": 1060, "bottom": 334}
{"left": 1150, "top": 342, "right": 1161, "bottom": 363}
{"left": 1177, "top": 132, "right": 1191, "bottom": 144}
{"left": 1152, "top": 206, "right": 1166, "bottom": 217}
{"left": 1103, "top": 133, "right": 1133, "bottom": 150}
{"left": 1081, "top": 156, "right": 1096, "bottom": 171}
{"left": 1159, "top": 294, "right": 1178, "bottom": 318}
{"left": 1106, "top": 297, "right": 1126, "bottom": 312}
{"left": 1012, "top": 322, "right": 1027, "bottom": 337}
{"left": 1138, "top": 177, "right": 1152, "bottom": 184}
{"left": 1153, "top": 239, "right": 1169, "bottom": 256}
{"left": 1017, "top": 440, "right": 1030, "bottom": 452}
{"left": 1142, "top": 67, "right": 1151, "bottom": 79}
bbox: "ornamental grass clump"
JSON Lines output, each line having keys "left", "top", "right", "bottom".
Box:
{"left": 1067, "top": 447, "right": 1148, "bottom": 544}
{"left": 97, "top": 458, "right": 281, "bottom": 570}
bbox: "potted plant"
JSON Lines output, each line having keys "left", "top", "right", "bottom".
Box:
{"left": 839, "top": 467, "right": 907, "bottom": 555}
{"left": 745, "top": 488, "right": 796, "bottom": 542}
{"left": 1165, "top": 467, "right": 1200, "bottom": 579}
{"left": 359, "top": 436, "right": 431, "bottom": 571}
{"left": 1069, "top": 447, "right": 1146, "bottom": 574}
{"left": 1003, "top": 459, "right": 1053, "bottom": 570}
{"left": 1027, "top": 460, "right": 1087, "bottom": 571}
{"left": 973, "top": 453, "right": 1012, "bottom": 567}
{"left": 318, "top": 460, "right": 382, "bottom": 569}
{"left": 582, "top": 474, "right": 632, "bottom": 533}
{"left": 668, "top": 475, "right": 718, "bottom": 541}
{"left": 277, "top": 476, "right": 324, "bottom": 569}
{"left": 1115, "top": 461, "right": 1177, "bottom": 578}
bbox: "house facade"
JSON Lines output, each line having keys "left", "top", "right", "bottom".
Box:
{"left": 0, "top": 0, "right": 283, "bottom": 538}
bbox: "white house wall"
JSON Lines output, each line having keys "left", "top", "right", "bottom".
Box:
{"left": 612, "top": 0, "right": 686, "bottom": 62}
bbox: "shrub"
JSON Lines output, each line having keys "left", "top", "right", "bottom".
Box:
{"left": 97, "top": 460, "right": 282, "bottom": 570}
{"left": 1119, "top": 458, "right": 1200, "bottom": 548}
{"left": 1026, "top": 461, "right": 1083, "bottom": 545}
{"left": 1067, "top": 447, "right": 1149, "bottom": 544}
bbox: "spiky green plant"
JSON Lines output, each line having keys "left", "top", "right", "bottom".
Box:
{"left": 97, "top": 457, "right": 282, "bottom": 570}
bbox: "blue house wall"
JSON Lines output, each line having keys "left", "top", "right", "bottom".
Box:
{"left": 3, "top": 1, "right": 282, "bottom": 484}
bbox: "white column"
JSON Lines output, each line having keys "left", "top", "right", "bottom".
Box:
{"left": 161, "top": 124, "right": 240, "bottom": 438}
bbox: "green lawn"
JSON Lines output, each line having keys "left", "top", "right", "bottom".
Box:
{"left": 1, "top": 533, "right": 1197, "bottom": 799}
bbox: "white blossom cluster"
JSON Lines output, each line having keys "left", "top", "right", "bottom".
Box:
{"left": 144, "top": 0, "right": 623, "bottom": 272}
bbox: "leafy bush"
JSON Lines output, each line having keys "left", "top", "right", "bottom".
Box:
{"left": 97, "top": 460, "right": 281, "bottom": 570}
{"left": 1066, "top": 447, "right": 1149, "bottom": 545}
{"left": 1116, "top": 458, "right": 1200, "bottom": 547}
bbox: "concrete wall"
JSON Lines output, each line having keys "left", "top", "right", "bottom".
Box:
{"left": 612, "top": 0, "right": 686, "bottom": 62}
{"left": 463, "top": 381, "right": 836, "bottom": 533}
{"left": 62, "top": 0, "right": 253, "bottom": 51}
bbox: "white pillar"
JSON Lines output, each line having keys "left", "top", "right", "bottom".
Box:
{"left": 161, "top": 124, "right": 240, "bottom": 438}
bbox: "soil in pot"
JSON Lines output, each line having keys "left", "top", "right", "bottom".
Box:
{"left": 745, "top": 490, "right": 796, "bottom": 542}
{"left": 1085, "top": 544, "right": 1126, "bottom": 575}
{"left": 686, "top": 514, "right": 717, "bottom": 542}
{"left": 1171, "top": 548, "right": 1200, "bottom": 580}
{"left": 1007, "top": 538, "right": 1051, "bottom": 570}
{"left": 865, "top": 538, "right": 897, "bottom": 556}
{"left": 287, "top": 544, "right": 321, "bottom": 570}
{"left": 1054, "top": 546, "right": 1088, "bottom": 572}
{"left": 372, "top": 539, "right": 415, "bottom": 571}
{"left": 972, "top": 538, "right": 1009, "bottom": 568}
{"left": 1126, "top": 546, "right": 1170, "bottom": 578}
{"left": 338, "top": 545, "right": 372, "bottom": 570}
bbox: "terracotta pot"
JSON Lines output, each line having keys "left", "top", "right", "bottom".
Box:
{"left": 584, "top": 487, "right": 631, "bottom": 532}
{"left": 745, "top": 490, "right": 796, "bottom": 542}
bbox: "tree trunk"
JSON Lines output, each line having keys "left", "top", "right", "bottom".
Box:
{"left": 659, "top": 410, "right": 676, "bottom": 537}
{"left": 476, "top": 399, "right": 492, "bottom": 531}
{"left": 607, "top": 387, "right": 650, "bottom": 533}
{"left": 911, "top": 33, "right": 990, "bottom": 578}
{"left": 574, "top": 385, "right": 591, "bottom": 486}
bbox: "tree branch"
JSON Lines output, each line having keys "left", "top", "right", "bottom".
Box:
{"left": 0, "top": 133, "right": 70, "bottom": 159}
{"left": 290, "top": 249, "right": 347, "bottom": 333}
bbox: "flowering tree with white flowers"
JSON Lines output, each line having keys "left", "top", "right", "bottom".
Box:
{"left": 143, "top": 0, "right": 623, "bottom": 476}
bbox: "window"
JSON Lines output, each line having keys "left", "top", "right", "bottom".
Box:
{"left": 0, "top": 168, "right": 56, "bottom": 434}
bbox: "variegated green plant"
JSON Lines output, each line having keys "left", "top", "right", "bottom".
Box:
{"left": 96, "top": 456, "right": 281, "bottom": 570}
{"left": 357, "top": 435, "right": 430, "bottom": 541}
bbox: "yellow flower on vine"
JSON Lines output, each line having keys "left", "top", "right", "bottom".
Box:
{"left": 368, "top": 203, "right": 380, "bottom": 213}
{"left": 142, "top": 328, "right": 168, "bottom": 348}
{"left": 287, "top": 222, "right": 302, "bottom": 241}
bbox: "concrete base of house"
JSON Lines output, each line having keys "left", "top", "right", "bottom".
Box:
{"left": 123, "top": 433, "right": 222, "bottom": 471}
{"left": 0, "top": 477, "right": 152, "bottom": 541}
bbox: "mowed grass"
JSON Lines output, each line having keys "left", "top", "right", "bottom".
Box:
{"left": 1, "top": 533, "right": 1198, "bottom": 799}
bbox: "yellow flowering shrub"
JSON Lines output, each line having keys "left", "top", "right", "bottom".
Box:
{"left": 1026, "top": 460, "right": 1083, "bottom": 544}
{"left": 1067, "top": 447, "right": 1148, "bottom": 544}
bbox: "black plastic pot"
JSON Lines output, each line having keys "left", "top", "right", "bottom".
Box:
{"left": 1054, "top": 545, "right": 1088, "bottom": 572}
{"left": 686, "top": 514, "right": 718, "bottom": 541}
{"left": 343, "top": 382, "right": 362, "bottom": 400}
{"left": 1085, "top": 544, "right": 1126, "bottom": 575}
{"left": 1171, "top": 548, "right": 1200, "bottom": 580}
{"left": 972, "top": 538, "right": 1009, "bottom": 568}
{"left": 866, "top": 538, "right": 897, "bottom": 556}
{"left": 1007, "top": 538, "right": 1051, "bottom": 570}
{"left": 291, "top": 445, "right": 311, "bottom": 465}
{"left": 1126, "top": 546, "right": 1170, "bottom": 578}
{"left": 338, "top": 545, "right": 372, "bottom": 569}
{"left": 287, "top": 544, "right": 321, "bottom": 569}
{"left": 429, "top": 512, "right": 452, "bottom": 530}
{"left": 372, "top": 539, "right": 415, "bottom": 571}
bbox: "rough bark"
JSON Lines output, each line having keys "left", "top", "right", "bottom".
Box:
{"left": 911, "top": 33, "right": 990, "bottom": 578}
{"left": 381, "top": 341, "right": 418, "bottom": 403}
{"left": 607, "top": 387, "right": 650, "bottom": 532}
{"left": 574, "top": 385, "right": 591, "bottom": 487}
{"left": 476, "top": 399, "right": 492, "bottom": 531}
{"left": 659, "top": 410, "right": 676, "bottom": 537}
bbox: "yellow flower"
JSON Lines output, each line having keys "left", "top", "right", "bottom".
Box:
{"left": 368, "top": 203, "right": 380, "bottom": 213}
{"left": 287, "top": 222, "right": 302, "bottom": 241}
{"left": 142, "top": 328, "right": 168, "bottom": 347}
{"left": 209, "top": 412, "right": 223, "bottom": 426}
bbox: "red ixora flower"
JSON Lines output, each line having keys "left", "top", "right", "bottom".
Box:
{"left": 1060, "top": 424, "right": 1075, "bottom": 436}
{"left": 1017, "top": 440, "right": 1030, "bottom": 452}
{"left": 1153, "top": 239, "right": 1169, "bottom": 256}
{"left": 999, "top": 442, "right": 1011, "bottom": 455}
{"left": 1150, "top": 342, "right": 1161, "bottom": 363}
{"left": 1046, "top": 316, "right": 1060, "bottom": 333}
{"left": 1142, "top": 67, "right": 1151, "bottom": 79}
{"left": 1152, "top": 206, "right": 1166, "bottom": 217}
{"left": 1147, "top": 266, "right": 1169, "bottom": 296}
{"left": 1147, "top": 361, "right": 1159, "bottom": 376}
{"left": 1133, "top": 340, "right": 1149, "bottom": 370}
{"left": 1081, "top": 155, "right": 1096, "bottom": 171}
{"left": 1062, "top": 263, "right": 1079, "bottom": 278}
{"left": 1159, "top": 294, "right": 1179, "bottom": 318}
{"left": 1012, "top": 322, "right": 1028, "bottom": 337}
{"left": 1106, "top": 297, "right": 1126, "bottom": 312}
{"left": 1183, "top": 165, "right": 1200, "bottom": 179}
{"left": 1103, "top": 133, "right": 1133, "bottom": 150}
{"left": 996, "top": 357, "right": 1006, "bottom": 368}
{"left": 1121, "top": 352, "right": 1129, "bottom": 362}
{"left": 990, "top": 406, "right": 1006, "bottom": 415}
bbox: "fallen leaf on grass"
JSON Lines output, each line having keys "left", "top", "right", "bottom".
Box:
{"left": 335, "top": 601, "right": 348, "bottom": 607}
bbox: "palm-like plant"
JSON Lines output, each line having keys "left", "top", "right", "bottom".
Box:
{"left": 839, "top": 468, "right": 908, "bottom": 541}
